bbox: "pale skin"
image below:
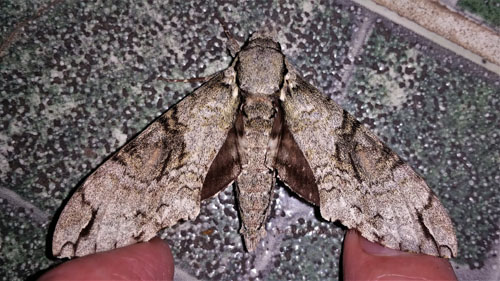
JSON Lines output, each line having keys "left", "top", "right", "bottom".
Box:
{"left": 39, "top": 231, "right": 457, "bottom": 280}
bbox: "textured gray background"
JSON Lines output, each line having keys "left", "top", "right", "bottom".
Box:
{"left": 1, "top": 0, "right": 499, "bottom": 280}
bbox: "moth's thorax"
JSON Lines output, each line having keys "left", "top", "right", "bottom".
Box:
{"left": 241, "top": 96, "right": 275, "bottom": 120}
{"left": 236, "top": 39, "right": 285, "bottom": 96}
{"left": 239, "top": 96, "right": 275, "bottom": 165}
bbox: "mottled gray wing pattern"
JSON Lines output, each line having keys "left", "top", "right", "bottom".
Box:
{"left": 53, "top": 70, "right": 240, "bottom": 258}
{"left": 277, "top": 62, "right": 457, "bottom": 258}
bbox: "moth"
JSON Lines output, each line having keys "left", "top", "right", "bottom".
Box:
{"left": 52, "top": 30, "right": 457, "bottom": 259}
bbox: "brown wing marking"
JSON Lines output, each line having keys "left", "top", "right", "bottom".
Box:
{"left": 272, "top": 105, "right": 320, "bottom": 205}
{"left": 201, "top": 113, "right": 243, "bottom": 200}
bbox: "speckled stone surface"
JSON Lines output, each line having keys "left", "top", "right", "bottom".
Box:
{"left": 0, "top": 0, "right": 499, "bottom": 280}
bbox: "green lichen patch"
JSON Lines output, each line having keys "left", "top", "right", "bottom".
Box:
{"left": 458, "top": 0, "right": 500, "bottom": 27}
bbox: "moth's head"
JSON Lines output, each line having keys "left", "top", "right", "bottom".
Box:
{"left": 236, "top": 30, "right": 285, "bottom": 96}
{"left": 247, "top": 26, "right": 279, "bottom": 48}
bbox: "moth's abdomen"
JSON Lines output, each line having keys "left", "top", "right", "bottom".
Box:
{"left": 236, "top": 97, "right": 276, "bottom": 251}
{"left": 237, "top": 171, "right": 274, "bottom": 251}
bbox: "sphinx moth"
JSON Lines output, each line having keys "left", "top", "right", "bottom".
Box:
{"left": 52, "top": 31, "right": 457, "bottom": 259}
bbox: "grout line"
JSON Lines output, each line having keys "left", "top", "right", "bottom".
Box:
{"left": 340, "top": 13, "right": 376, "bottom": 99}
{"left": 0, "top": 187, "right": 50, "bottom": 225}
{"left": 351, "top": 0, "right": 500, "bottom": 76}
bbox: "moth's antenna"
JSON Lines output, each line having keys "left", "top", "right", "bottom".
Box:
{"left": 157, "top": 76, "right": 213, "bottom": 83}
{"left": 157, "top": 17, "right": 239, "bottom": 84}
{"left": 216, "top": 16, "right": 241, "bottom": 57}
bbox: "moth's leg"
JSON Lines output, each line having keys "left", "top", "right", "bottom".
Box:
{"left": 157, "top": 17, "right": 240, "bottom": 83}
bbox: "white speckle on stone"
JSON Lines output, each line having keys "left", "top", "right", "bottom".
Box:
{"left": 109, "top": 54, "right": 119, "bottom": 65}
{"left": 302, "top": 1, "right": 313, "bottom": 14}
{"left": 249, "top": 268, "right": 258, "bottom": 277}
{"left": 112, "top": 128, "right": 127, "bottom": 146}
{"left": 50, "top": 70, "right": 63, "bottom": 79}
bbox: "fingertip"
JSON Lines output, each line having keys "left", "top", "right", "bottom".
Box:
{"left": 342, "top": 230, "right": 457, "bottom": 281}
{"left": 39, "top": 238, "right": 174, "bottom": 281}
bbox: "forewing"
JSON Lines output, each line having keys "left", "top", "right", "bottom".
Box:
{"left": 53, "top": 71, "right": 240, "bottom": 258}
{"left": 278, "top": 63, "right": 457, "bottom": 258}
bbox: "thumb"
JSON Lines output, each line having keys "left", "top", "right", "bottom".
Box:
{"left": 39, "top": 237, "right": 174, "bottom": 281}
{"left": 342, "top": 230, "right": 457, "bottom": 281}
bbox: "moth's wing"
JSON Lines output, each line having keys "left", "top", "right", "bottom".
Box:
{"left": 53, "top": 70, "right": 241, "bottom": 258}
{"left": 270, "top": 106, "right": 320, "bottom": 205}
{"left": 276, "top": 64, "right": 457, "bottom": 258}
{"left": 201, "top": 112, "right": 243, "bottom": 199}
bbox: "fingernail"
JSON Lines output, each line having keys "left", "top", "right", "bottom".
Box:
{"left": 360, "top": 236, "right": 413, "bottom": 256}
